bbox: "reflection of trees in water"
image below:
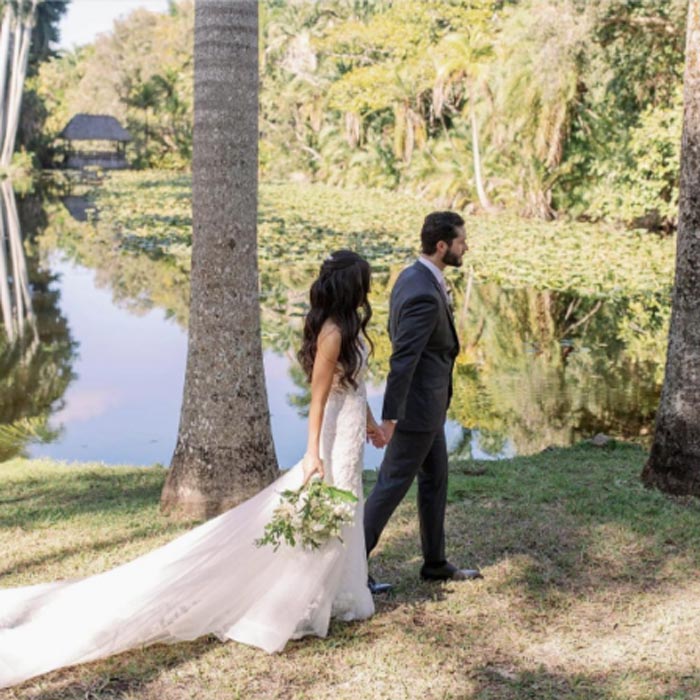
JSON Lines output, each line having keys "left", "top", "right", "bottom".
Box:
{"left": 38, "top": 200, "right": 192, "bottom": 325}
{"left": 0, "top": 182, "right": 37, "bottom": 345}
{"left": 259, "top": 267, "right": 666, "bottom": 456}
{"left": 0, "top": 187, "right": 76, "bottom": 460}
{"left": 37, "top": 197, "right": 666, "bottom": 458}
{"left": 449, "top": 282, "right": 665, "bottom": 455}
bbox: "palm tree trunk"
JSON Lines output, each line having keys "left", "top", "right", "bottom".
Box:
{"left": 0, "top": 5, "right": 13, "bottom": 142}
{"left": 3, "top": 10, "right": 21, "bottom": 162}
{"left": 161, "top": 0, "right": 278, "bottom": 518}
{"left": 642, "top": 0, "right": 700, "bottom": 494}
{"left": 1, "top": 1, "right": 37, "bottom": 168}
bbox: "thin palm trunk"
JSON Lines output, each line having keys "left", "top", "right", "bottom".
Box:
{"left": 1, "top": 1, "right": 37, "bottom": 167}
{"left": 0, "top": 9, "right": 22, "bottom": 168}
{"left": 642, "top": 1, "right": 700, "bottom": 494}
{"left": 0, "top": 5, "right": 12, "bottom": 141}
{"left": 161, "top": 0, "right": 278, "bottom": 518}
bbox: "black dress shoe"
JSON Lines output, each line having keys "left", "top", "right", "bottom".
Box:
{"left": 367, "top": 574, "right": 393, "bottom": 594}
{"left": 420, "top": 561, "right": 483, "bottom": 582}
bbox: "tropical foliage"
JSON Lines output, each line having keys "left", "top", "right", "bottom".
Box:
{"left": 23, "top": 0, "right": 686, "bottom": 228}
{"left": 27, "top": 0, "right": 193, "bottom": 169}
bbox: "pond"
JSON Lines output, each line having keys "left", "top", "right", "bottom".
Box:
{"left": 0, "top": 182, "right": 665, "bottom": 469}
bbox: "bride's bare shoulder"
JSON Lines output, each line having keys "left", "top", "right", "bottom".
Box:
{"left": 318, "top": 320, "right": 341, "bottom": 342}
{"left": 316, "top": 320, "right": 342, "bottom": 361}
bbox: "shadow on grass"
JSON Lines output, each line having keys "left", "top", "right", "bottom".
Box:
{"left": 0, "top": 523, "right": 187, "bottom": 580}
{"left": 365, "top": 441, "right": 700, "bottom": 607}
{"left": 0, "top": 468, "right": 169, "bottom": 530}
{"left": 468, "top": 664, "right": 699, "bottom": 700}
{"left": 11, "top": 636, "right": 217, "bottom": 700}
{"left": 469, "top": 665, "right": 615, "bottom": 700}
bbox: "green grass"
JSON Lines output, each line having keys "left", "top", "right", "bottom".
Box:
{"left": 3, "top": 444, "right": 700, "bottom": 699}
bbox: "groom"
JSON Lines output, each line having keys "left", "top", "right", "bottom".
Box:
{"left": 364, "top": 211, "right": 482, "bottom": 589}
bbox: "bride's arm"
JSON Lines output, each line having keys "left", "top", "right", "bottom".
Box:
{"left": 303, "top": 324, "right": 341, "bottom": 484}
{"left": 366, "top": 403, "right": 387, "bottom": 448}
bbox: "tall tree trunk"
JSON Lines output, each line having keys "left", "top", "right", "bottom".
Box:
{"left": 470, "top": 95, "right": 493, "bottom": 212}
{"left": 642, "top": 1, "right": 700, "bottom": 494}
{"left": 4, "top": 9, "right": 21, "bottom": 159}
{"left": 0, "top": 5, "right": 13, "bottom": 142}
{"left": 1, "top": 0, "right": 37, "bottom": 168}
{"left": 161, "top": 0, "right": 278, "bottom": 519}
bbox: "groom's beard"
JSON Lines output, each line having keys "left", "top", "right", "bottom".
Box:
{"left": 442, "top": 248, "right": 463, "bottom": 267}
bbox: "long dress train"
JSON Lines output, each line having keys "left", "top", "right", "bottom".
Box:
{"left": 0, "top": 369, "right": 374, "bottom": 688}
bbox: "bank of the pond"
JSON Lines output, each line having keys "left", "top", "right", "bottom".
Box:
{"left": 3, "top": 443, "right": 700, "bottom": 699}
{"left": 79, "top": 170, "right": 674, "bottom": 299}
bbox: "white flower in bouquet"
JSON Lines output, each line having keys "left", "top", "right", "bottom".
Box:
{"left": 276, "top": 501, "right": 296, "bottom": 519}
{"left": 255, "top": 478, "right": 358, "bottom": 551}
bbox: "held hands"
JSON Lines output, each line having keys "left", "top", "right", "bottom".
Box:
{"left": 366, "top": 404, "right": 389, "bottom": 448}
{"left": 366, "top": 419, "right": 396, "bottom": 448}
{"left": 380, "top": 419, "right": 396, "bottom": 444}
{"left": 366, "top": 421, "right": 388, "bottom": 449}
{"left": 302, "top": 452, "right": 325, "bottom": 485}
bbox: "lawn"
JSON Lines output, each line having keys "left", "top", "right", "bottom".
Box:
{"left": 2, "top": 442, "right": 699, "bottom": 700}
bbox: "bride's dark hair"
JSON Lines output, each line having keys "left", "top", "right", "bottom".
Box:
{"left": 298, "top": 250, "right": 373, "bottom": 389}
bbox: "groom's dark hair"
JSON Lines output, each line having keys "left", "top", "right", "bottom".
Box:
{"left": 421, "top": 211, "right": 465, "bottom": 254}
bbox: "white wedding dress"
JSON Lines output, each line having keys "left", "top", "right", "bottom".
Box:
{"left": 0, "top": 359, "right": 374, "bottom": 688}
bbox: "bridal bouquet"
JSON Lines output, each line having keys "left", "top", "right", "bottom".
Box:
{"left": 255, "top": 479, "right": 358, "bottom": 551}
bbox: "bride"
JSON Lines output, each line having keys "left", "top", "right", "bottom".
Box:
{"left": 0, "top": 250, "right": 384, "bottom": 688}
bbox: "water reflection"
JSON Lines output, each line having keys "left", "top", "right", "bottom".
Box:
{"left": 27, "top": 253, "right": 187, "bottom": 465}
{"left": 447, "top": 283, "right": 663, "bottom": 456}
{"left": 0, "top": 183, "right": 75, "bottom": 460}
{"left": 0, "top": 189, "right": 668, "bottom": 466}
{"left": 272, "top": 279, "right": 664, "bottom": 459}
{"left": 0, "top": 181, "right": 37, "bottom": 346}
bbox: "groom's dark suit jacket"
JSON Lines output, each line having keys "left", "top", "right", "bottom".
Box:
{"left": 381, "top": 261, "right": 460, "bottom": 432}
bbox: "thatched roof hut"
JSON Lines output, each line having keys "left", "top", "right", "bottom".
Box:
{"left": 60, "top": 114, "right": 132, "bottom": 142}
{"left": 59, "top": 114, "right": 132, "bottom": 170}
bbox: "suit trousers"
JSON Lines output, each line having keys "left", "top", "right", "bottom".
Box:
{"left": 364, "top": 426, "right": 448, "bottom": 566}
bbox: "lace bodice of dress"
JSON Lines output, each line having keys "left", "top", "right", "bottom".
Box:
{"left": 320, "top": 342, "right": 368, "bottom": 496}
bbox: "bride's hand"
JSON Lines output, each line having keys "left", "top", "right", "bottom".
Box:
{"left": 302, "top": 452, "right": 324, "bottom": 485}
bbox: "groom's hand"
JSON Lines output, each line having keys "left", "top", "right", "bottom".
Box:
{"left": 380, "top": 420, "right": 396, "bottom": 444}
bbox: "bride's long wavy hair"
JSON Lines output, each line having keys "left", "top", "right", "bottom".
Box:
{"left": 298, "top": 250, "right": 373, "bottom": 389}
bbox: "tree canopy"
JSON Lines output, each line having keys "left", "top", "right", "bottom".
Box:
{"left": 27, "top": 0, "right": 687, "bottom": 227}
